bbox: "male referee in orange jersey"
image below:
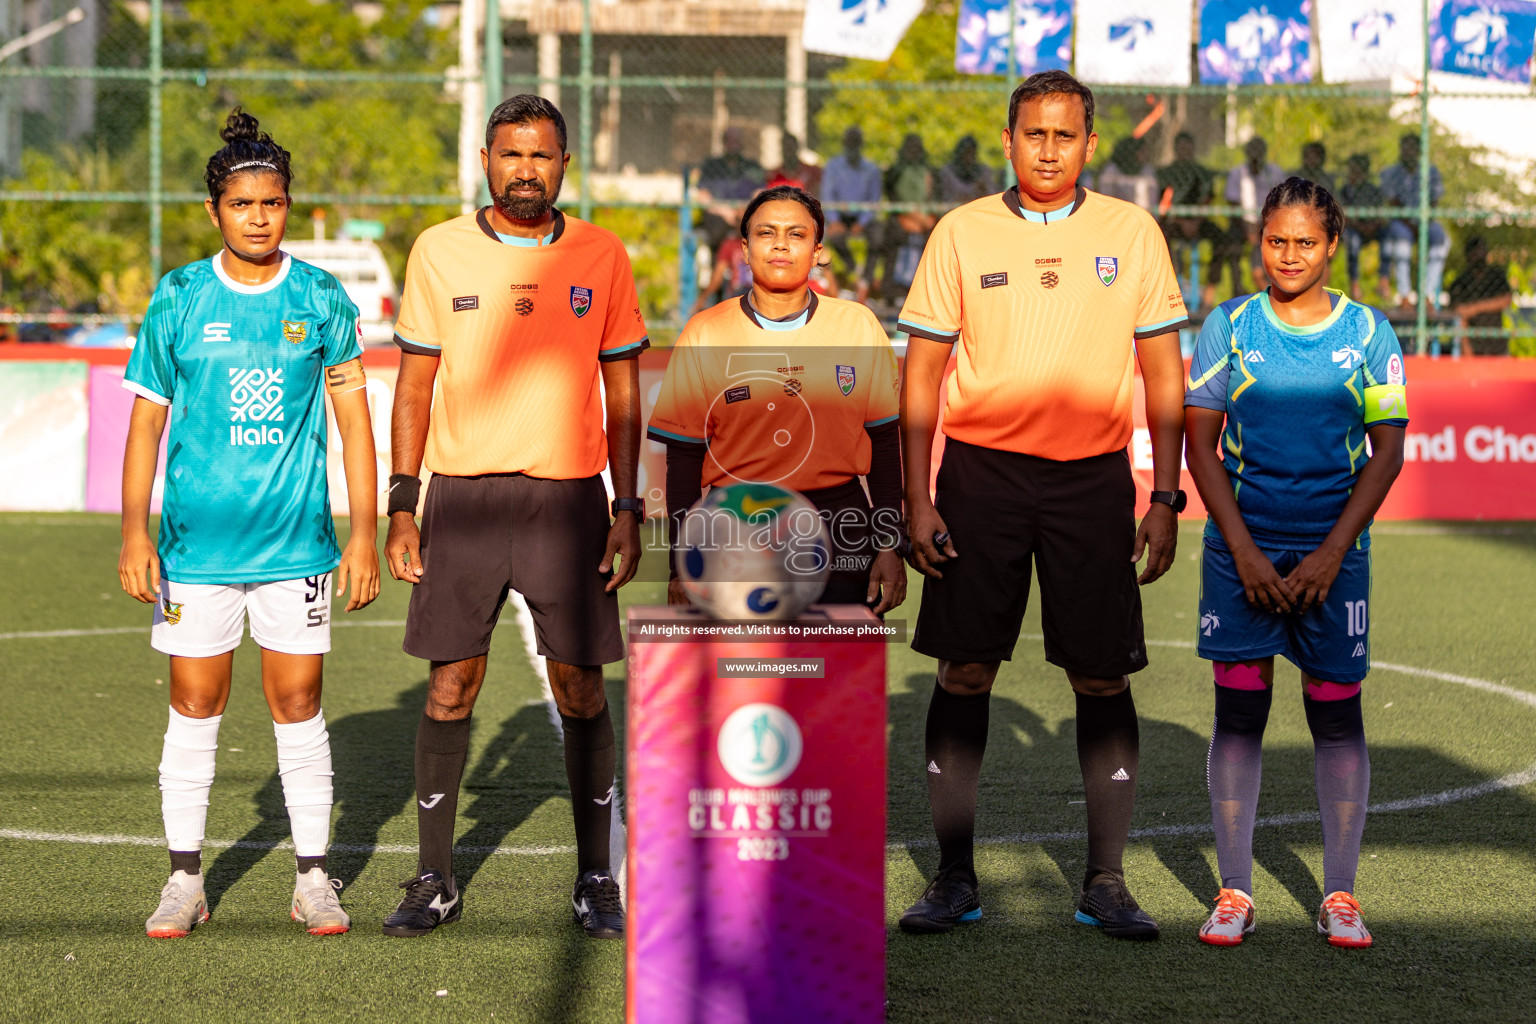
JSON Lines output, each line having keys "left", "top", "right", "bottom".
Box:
{"left": 381, "top": 95, "right": 648, "bottom": 940}
{"left": 897, "top": 71, "right": 1189, "bottom": 940}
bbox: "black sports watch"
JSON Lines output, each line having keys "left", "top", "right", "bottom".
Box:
{"left": 611, "top": 497, "right": 644, "bottom": 517}
{"left": 1149, "top": 489, "right": 1188, "bottom": 513}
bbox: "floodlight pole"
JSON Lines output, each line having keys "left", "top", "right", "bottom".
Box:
{"left": 1415, "top": 0, "right": 1431, "bottom": 354}
{"left": 578, "top": 0, "right": 594, "bottom": 222}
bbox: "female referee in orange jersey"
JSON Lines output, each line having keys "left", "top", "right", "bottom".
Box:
{"left": 648, "top": 185, "right": 906, "bottom": 613}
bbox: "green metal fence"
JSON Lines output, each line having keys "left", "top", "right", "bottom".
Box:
{"left": 3, "top": 0, "right": 1534, "bottom": 353}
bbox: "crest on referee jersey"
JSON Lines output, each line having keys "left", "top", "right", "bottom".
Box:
{"left": 281, "top": 320, "right": 308, "bottom": 344}
{"left": 570, "top": 286, "right": 593, "bottom": 319}
{"left": 836, "top": 364, "right": 856, "bottom": 396}
{"left": 1096, "top": 257, "right": 1118, "bottom": 287}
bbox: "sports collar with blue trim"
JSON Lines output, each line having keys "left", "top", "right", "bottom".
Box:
{"left": 1001, "top": 185, "right": 1086, "bottom": 223}
{"left": 476, "top": 206, "right": 565, "bottom": 246}
{"left": 740, "top": 291, "right": 818, "bottom": 330}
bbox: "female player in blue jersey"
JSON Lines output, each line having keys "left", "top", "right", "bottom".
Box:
{"left": 118, "top": 110, "right": 380, "bottom": 938}
{"left": 1183, "top": 177, "right": 1408, "bottom": 949}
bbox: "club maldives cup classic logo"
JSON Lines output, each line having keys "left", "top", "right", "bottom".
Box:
{"left": 717, "top": 703, "right": 804, "bottom": 787}
{"left": 570, "top": 286, "right": 593, "bottom": 318}
{"left": 1096, "top": 257, "right": 1118, "bottom": 286}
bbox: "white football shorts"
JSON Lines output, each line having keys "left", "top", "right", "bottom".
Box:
{"left": 151, "top": 575, "right": 333, "bottom": 657}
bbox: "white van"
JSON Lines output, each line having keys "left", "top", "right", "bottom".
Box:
{"left": 284, "top": 239, "right": 398, "bottom": 346}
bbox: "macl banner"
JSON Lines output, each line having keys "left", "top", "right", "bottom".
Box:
{"left": 1431, "top": 0, "right": 1536, "bottom": 84}
{"left": 1198, "top": 0, "right": 1314, "bottom": 84}
{"left": 800, "top": 0, "right": 927, "bottom": 62}
{"left": 955, "top": 0, "right": 1073, "bottom": 75}
{"left": 1317, "top": 0, "right": 1425, "bottom": 82}
{"left": 1076, "top": 0, "right": 1195, "bottom": 86}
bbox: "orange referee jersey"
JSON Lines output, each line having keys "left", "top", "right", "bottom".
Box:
{"left": 394, "top": 208, "right": 648, "bottom": 478}
{"left": 898, "top": 186, "right": 1189, "bottom": 461}
{"left": 647, "top": 293, "right": 899, "bottom": 491}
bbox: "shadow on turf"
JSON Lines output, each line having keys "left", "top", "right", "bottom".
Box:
{"left": 886, "top": 674, "right": 1531, "bottom": 918}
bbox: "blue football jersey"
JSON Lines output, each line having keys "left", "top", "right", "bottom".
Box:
{"left": 1184, "top": 290, "right": 1409, "bottom": 548}
{"left": 123, "top": 253, "right": 363, "bottom": 583}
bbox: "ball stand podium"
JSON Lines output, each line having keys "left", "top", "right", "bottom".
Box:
{"left": 625, "top": 605, "right": 887, "bottom": 1024}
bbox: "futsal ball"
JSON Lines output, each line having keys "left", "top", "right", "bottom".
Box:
{"left": 675, "top": 482, "right": 831, "bottom": 620}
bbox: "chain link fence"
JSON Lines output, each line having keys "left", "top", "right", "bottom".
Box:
{"left": 3, "top": 0, "right": 1534, "bottom": 354}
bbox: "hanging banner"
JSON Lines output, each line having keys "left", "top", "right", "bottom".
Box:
{"left": 1318, "top": 0, "right": 1426, "bottom": 81}
{"left": 1198, "top": 0, "right": 1314, "bottom": 84}
{"left": 955, "top": 0, "right": 1073, "bottom": 76}
{"left": 800, "top": 0, "right": 927, "bottom": 62}
{"left": 1076, "top": 0, "right": 1195, "bottom": 86}
{"left": 1431, "top": 0, "right": 1536, "bottom": 83}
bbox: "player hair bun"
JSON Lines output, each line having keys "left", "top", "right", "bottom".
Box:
{"left": 219, "top": 108, "right": 271, "bottom": 146}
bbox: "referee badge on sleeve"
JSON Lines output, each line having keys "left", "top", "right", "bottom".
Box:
{"left": 570, "top": 287, "right": 593, "bottom": 319}
{"left": 1096, "top": 257, "right": 1118, "bottom": 287}
{"left": 836, "top": 364, "right": 856, "bottom": 396}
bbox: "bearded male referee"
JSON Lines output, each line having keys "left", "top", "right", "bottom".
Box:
{"left": 382, "top": 95, "right": 647, "bottom": 939}
{"left": 898, "top": 71, "right": 1189, "bottom": 940}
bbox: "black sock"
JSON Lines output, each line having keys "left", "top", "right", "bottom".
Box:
{"left": 1076, "top": 687, "right": 1140, "bottom": 888}
{"left": 561, "top": 704, "right": 617, "bottom": 876}
{"left": 415, "top": 714, "right": 472, "bottom": 881}
{"left": 924, "top": 681, "right": 990, "bottom": 885}
{"left": 295, "top": 854, "right": 327, "bottom": 875}
{"left": 169, "top": 850, "right": 201, "bottom": 876}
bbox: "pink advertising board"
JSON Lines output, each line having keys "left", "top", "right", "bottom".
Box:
{"left": 625, "top": 605, "right": 887, "bottom": 1024}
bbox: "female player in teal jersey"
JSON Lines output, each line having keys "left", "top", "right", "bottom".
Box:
{"left": 1183, "top": 178, "right": 1408, "bottom": 949}
{"left": 118, "top": 110, "right": 380, "bottom": 938}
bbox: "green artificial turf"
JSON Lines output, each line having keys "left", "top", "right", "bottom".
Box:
{"left": 1, "top": 515, "right": 1533, "bottom": 1023}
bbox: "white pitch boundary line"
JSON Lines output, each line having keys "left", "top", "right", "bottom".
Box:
{"left": 1, "top": 631, "right": 1531, "bottom": 858}
{"left": 0, "top": 620, "right": 408, "bottom": 641}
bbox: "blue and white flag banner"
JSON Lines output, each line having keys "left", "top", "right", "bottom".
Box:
{"left": 1198, "top": 0, "right": 1314, "bottom": 84}
{"left": 955, "top": 0, "right": 1073, "bottom": 76}
{"left": 801, "top": 0, "right": 927, "bottom": 63}
{"left": 1318, "top": 1, "right": 1425, "bottom": 82}
{"left": 1431, "top": 0, "right": 1536, "bottom": 84}
{"left": 1076, "top": 0, "right": 1194, "bottom": 86}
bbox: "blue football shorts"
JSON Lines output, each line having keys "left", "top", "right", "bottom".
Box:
{"left": 1196, "top": 536, "right": 1372, "bottom": 683}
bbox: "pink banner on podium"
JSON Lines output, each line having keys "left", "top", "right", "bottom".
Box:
{"left": 625, "top": 606, "right": 887, "bottom": 1024}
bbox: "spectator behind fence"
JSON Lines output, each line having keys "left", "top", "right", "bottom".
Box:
{"left": 1096, "top": 136, "right": 1158, "bottom": 211}
{"left": 937, "top": 135, "right": 999, "bottom": 205}
{"left": 766, "top": 133, "right": 821, "bottom": 195}
{"left": 693, "top": 208, "right": 753, "bottom": 314}
{"left": 1291, "top": 141, "right": 1337, "bottom": 195}
{"left": 1340, "top": 153, "right": 1386, "bottom": 301}
{"left": 822, "top": 126, "right": 883, "bottom": 301}
{"left": 1225, "top": 136, "right": 1288, "bottom": 292}
{"left": 1379, "top": 133, "right": 1448, "bottom": 309}
{"left": 694, "top": 126, "right": 765, "bottom": 260}
{"left": 875, "top": 133, "right": 937, "bottom": 303}
{"left": 1156, "top": 131, "right": 1227, "bottom": 310}
{"left": 1447, "top": 236, "right": 1513, "bottom": 356}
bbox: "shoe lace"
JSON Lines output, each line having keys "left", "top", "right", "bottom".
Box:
{"left": 394, "top": 875, "right": 444, "bottom": 914}
{"left": 1322, "top": 892, "right": 1362, "bottom": 929}
{"left": 155, "top": 880, "right": 188, "bottom": 911}
{"left": 924, "top": 872, "right": 973, "bottom": 909}
{"left": 301, "top": 876, "right": 344, "bottom": 911}
{"left": 1210, "top": 890, "right": 1250, "bottom": 926}
{"left": 582, "top": 877, "right": 624, "bottom": 915}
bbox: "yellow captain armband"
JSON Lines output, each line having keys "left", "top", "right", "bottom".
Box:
{"left": 324, "top": 357, "right": 367, "bottom": 395}
{"left": 1363, "top": 383, "right": 1408, "bottom": 426}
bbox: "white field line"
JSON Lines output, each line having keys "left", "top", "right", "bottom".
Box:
{"left": 0, "top": 620, "right": 408, "bottom": 641}
{"left": 2, "top": 631, "right": 1531, "bottom": 858}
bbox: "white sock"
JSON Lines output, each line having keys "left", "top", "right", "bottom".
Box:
{"left": 159, "top": 708, "right": 221, "bottom": 852}
{"left": 274, "top": 711, "right": 334, "bottom": 858}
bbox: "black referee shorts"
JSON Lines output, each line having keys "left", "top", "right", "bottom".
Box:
{"left": 912, "top": 439, "right": 1148, "bottom": 678}
{"left": 403, "top": 473, "right": 624, "bottom": 666}
{"left": 803, "top": 478, "right": 876, "bottom": 607}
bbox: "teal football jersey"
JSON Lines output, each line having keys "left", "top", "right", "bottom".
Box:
{"left": 1184, "top": 289, "right": 1409, "bottom": 549}
{"left": 124, "top": 253, "right": 363, "bottom": 584}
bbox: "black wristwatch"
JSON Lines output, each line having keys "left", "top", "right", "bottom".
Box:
{"left": 611, "top": 497, "right": 644, "bottom": 517}
{"left": 1149, "top": 489, "right": 1188, "bottom": 513}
